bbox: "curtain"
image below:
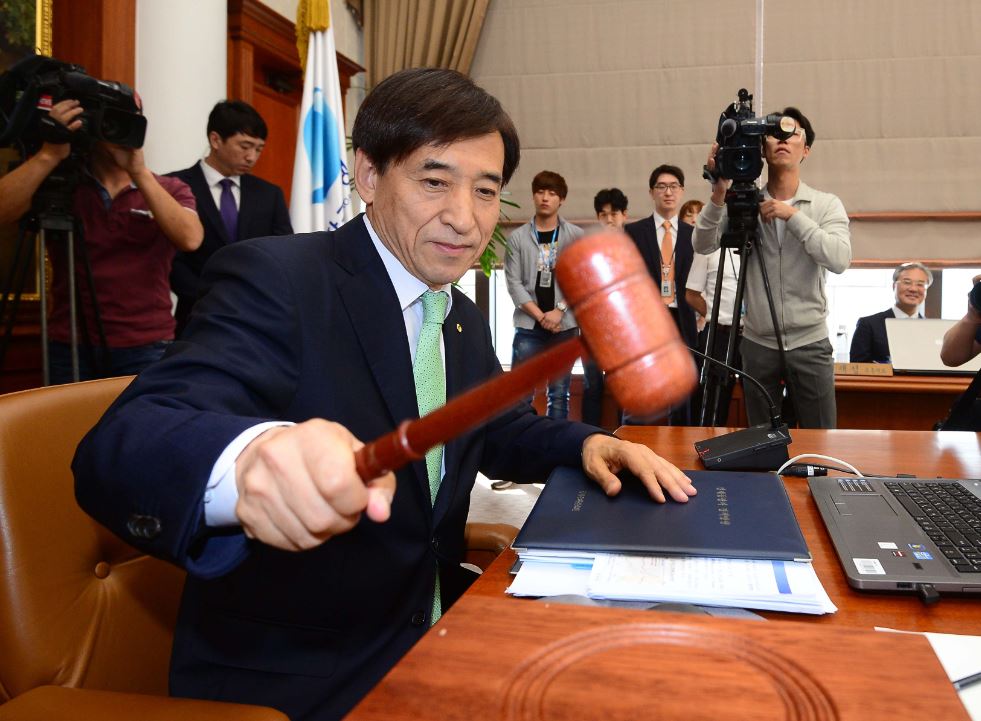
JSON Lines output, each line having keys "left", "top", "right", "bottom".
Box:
{"left": 362, "top": 0, "right": 490, "bottom": 88}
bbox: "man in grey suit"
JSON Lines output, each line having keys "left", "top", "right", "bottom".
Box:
{"left": 170, "top": 100, "right": 293, "bottom": 334}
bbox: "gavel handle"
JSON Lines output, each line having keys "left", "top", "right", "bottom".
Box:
{"left": 355, "top": 336, "right": 583, "bottom": 481}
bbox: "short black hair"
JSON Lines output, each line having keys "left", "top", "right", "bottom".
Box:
{"left": 532, "top": 170, "right": 568, "bottom": 199}
{"left": 594, "top": 188, "right": 628, "bottom": 214}
{"left": 207, "top": 100, "right": 268, "bottom": 140}
{"left": 351, "top": 67, "right": 520, "bottom": 184}
{"left": 648, "top": 164, "right": 685, "bottom": 189}
{"left": 772, "top": 106, "right": 815, "bottom": 147}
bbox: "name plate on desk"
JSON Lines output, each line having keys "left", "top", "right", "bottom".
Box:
{"left": 835, "top": 362, "right": 894, "bottom": 376}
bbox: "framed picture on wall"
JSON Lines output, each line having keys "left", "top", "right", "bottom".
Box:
{"left": 0, "top": 0, "right": 52, "bottom": 303}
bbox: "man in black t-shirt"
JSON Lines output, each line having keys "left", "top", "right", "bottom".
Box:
{"left": 504, "top": 170, "right": 584, "bottom": 419}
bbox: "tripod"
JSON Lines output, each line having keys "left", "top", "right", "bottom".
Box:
{"left": 698, "top": 183, "right": 796, "bottom": 427}
{"left": 0, "top": 156, "right": 106, "bottom": 385}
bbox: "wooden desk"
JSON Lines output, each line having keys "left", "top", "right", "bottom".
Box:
{"left": 470, "top": 427, "right": 981, "bottom": 635}
{"left": 834, "top": 373, "right": 973, "bottom": 430}
{"left": 348, "top": 428, "right": 980, "bottom": 720}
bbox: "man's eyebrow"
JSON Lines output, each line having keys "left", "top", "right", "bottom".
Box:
{"left": 421, "top": 159, "right": 503, "bottom": 186}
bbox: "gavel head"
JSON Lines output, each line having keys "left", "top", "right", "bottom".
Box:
{"left": 555, "top": 231, "right": 697, "bottom": 417}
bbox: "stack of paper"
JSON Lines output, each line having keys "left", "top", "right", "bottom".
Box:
{"left": 507, "top": 552, "right": 837, "bottom": 615}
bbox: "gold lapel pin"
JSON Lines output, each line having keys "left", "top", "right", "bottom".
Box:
{"left": 456, "top": 323, "right": 462, "bottom": 333}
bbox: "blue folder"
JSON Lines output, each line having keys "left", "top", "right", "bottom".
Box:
{"left": 513, "top": 467, "right": 811, "bottom": 562}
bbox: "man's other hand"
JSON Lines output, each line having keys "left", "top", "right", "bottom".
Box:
{"left": 104, "top": 144, "right": 148, "bottom": 179}
{"left": 581, "top": 434, "right": 696, "bottom": 503}
{"left": 705, "top": 142, "right": 731, "bottom": 206}
{"left": 234, "top": 419, "right": 396, "bottom": 551}
{"left": 40, "top": 99, "right": 84, "bottom": 162}
{"left": 760, "top": 197, "right": 798, "bottom": 223}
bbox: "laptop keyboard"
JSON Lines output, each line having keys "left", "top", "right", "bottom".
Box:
{"left": 884, "top": 481, "right": 981, "bottom": 573}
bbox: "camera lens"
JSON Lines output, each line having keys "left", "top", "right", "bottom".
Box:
{"left": 733, "top": 150, "right": 754, "bottom": 174}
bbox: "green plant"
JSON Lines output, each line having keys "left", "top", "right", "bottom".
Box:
{"left": 479, "top": 197, "right": 519, "bottom": 277}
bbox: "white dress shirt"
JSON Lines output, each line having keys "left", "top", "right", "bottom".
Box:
{"left": 202, "top": 214, "right": 452, "bottom": 526}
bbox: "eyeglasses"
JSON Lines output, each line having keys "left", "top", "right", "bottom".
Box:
{"left": 653, "top": 183, "right": 683, "bottom": 193}
{"left": 898, "top": 279, "right": 928, "bottom": 289}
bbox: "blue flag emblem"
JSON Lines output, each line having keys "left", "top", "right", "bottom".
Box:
{"left": 302, "top": 88, "right": 342, "bottom": 204}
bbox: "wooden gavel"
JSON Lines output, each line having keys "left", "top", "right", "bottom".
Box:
{"left": 354, "top": 230, "right": 698, "bottom": 480}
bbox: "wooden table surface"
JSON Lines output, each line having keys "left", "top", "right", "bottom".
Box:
{"left": 346, "top": 427, "right": 981, "bottom": 720}
{"left": 468, "top": 426, "right": 981, "bottom": 635}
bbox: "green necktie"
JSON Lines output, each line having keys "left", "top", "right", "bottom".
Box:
{"left": 413, "top": 290, "right": 447, "bottom": 623}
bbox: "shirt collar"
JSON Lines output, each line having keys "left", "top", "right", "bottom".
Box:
{"left": 653, "top": 211, "right": 676, "bottom": 229}
{"left": 362, "top": 214, "right": 453, "bottom": 316}
{"left": 199, "top": 158, "right": 240, "bottom": 188}
{"left": 892, "top": 305, "right": 921, "bottom": 319}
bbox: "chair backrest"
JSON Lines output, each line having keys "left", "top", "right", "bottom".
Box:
{"left": 0, "top": 377, "right": 186, "bottom": 703}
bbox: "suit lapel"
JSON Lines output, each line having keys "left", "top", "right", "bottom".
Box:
{"left": 187, "top": 164, "right": 231, "bottom": 245}
{"left": 435, "top": 295, "right": 473, "bottom": 519}
{"left": 238, "top": 175, "right": 256, "bottom": 240}
{"left": 332, "top": 219, "right": 429, "bottom": 498}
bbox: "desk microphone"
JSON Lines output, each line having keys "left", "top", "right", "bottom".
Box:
{"left": 687, "top": 347, "right": 792, "bottom": 472}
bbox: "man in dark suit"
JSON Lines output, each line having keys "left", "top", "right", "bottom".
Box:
{"left": 624, "top": 164, "right": 698, "bottom": 424}
{"left": 169, "top": 100, "right": 293, "bottom": 335}
{"left": 850, "top": 262, "right": 932, "bottom": 363}
{"left": 73, "top": 69, "right": 696, "bottom": 721}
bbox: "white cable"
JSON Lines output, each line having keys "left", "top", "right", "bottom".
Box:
{"left": 776, "top": 453, "right": 862, "bottom": 477}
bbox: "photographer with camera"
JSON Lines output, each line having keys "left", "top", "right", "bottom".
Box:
{"left": 693, "top": 106, "right": 851, "bottom": 429}
{"left": 0, "top": 97, "right": 203, "bottom": 383}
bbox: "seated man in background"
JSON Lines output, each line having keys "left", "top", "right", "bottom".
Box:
{"left": 581, "top": 187, "right": 629, "bottom": 426}
{"left": 73, "top": 68, "right": 695, "bottom": 721}
{"left": 169, "top": 100, "right": 293, "bottom": 336}
{"left": 0, "top": 97, "right": 202, "bottom": 383}
{"left": 849, "top": 261, "right": 932, "bottom": 363}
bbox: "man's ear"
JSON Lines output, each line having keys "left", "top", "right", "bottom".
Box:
{"left": 354, "top": 149, "right": 379, "bottom": 204}
{"left": 800, "top": 145, "right": 811, "bottom": 164}
{"left": 207, "top": 131, "right": 221, "bottom": 151}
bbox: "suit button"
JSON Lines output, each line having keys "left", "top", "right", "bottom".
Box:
{"left": 126, "top": 514, "right": 162, "bottom": 540}
{"left": 431, "top": 536, "right": 439, "bottom": 553}
{"left": 410, "top": 611, "right": 427, "bottom": 627}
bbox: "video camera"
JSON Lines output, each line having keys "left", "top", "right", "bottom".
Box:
{"left": 705, "top": 88, "right": 798, "bottom": 184}
{"left": 0, "top": 55, "right": 146, "bottom": 154}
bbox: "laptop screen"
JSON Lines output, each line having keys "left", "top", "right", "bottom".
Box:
{"left": 885, "top": 318, "right": 981, "bottom": 374}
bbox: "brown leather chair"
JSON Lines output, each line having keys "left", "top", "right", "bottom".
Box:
{"left": 0, "top": 377, "right": 285, "bottom": 720}
{"left": 0, "top": 378, "right": 518, "bottom": 720}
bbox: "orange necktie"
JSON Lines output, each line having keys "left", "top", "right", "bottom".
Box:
{"left": 661, "top": 220, "right": 675, "bottom": 305}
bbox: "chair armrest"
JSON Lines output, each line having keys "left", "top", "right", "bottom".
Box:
{"left": 0, "top": 687, "right": 288, "bottom": 721}
{"left": 464, "top": 522, "right": 519, "bottom": 571}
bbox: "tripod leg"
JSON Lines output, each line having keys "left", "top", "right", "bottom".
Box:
{"left": 0, "top": 227, "right": 36, "bottom": 371}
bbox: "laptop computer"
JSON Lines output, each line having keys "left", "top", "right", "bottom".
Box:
{"left": 885, "top": 317, "right": 981, "bottom": 374}
{"left": 809, "top": 475, "right": 981, "bottom": 593}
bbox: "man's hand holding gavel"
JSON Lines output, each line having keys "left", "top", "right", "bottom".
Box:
{"left": 235, "top": 230, "right": 699, "bottom": 551}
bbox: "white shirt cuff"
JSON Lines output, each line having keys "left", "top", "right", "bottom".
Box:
{"left": 203, "top": 421, "right": 294, "bottom": 527}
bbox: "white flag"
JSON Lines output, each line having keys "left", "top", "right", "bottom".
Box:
{"left": 290, "top": 27, "right": 353, "bottom": 232}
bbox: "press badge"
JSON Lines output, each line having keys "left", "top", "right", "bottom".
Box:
{"left": 539, "top": 270, "right": 553, "bottom": 288}
{"left": 661, "top": 265, "right": 672, "bottom": 297}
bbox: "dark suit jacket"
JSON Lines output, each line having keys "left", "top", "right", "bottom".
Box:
{"left": 168, "top": 162, "right": 293, "bottom": 331}
{"left": 849, "top": 308, "right": 894, "bottom": 363}
{"left": 73, "top": 215, "right": 594, "bottom": 721}
{"left": 623, "top": 216, "right": 698, "bottom": 349}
